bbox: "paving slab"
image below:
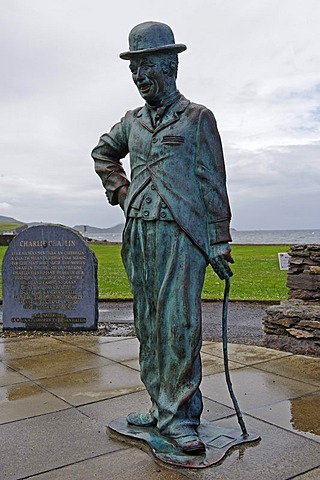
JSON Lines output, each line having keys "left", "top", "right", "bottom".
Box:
{"left": 201, "top": 342, "right": 292, "bottom": 365}
{"left": 0, "top": 361, "right": 30, "bottom": 387}
{"left": 179, "top": 415, "right": 320, "bottom": 480}
{"left": 293, "top": 467, "right": 320, "bottom": 479}
{"left": 201, "top": 353, "right": 244, "bottom": 376}
{"left": 37, "top": 362, "right": 145, "bottom": 406}
{"left": 247, "top": 391, "right": 320, "bottom": 443}
{"left": 201, "top": 397, "right": 235, "bottom": 422}
{"left": 0, "top": 382, "right": 70, "bottom": 424}
{"left": 4, "top": 348, "right": 113, "bottom": 380}
{"left": 201, "top": 367, "right": 319, "bottom": 411}
{"left": 253, "top": 354, "right": 320, "bottom": 386}
{"left": 1, "top": 408, "right": 122, "bottom": 480}
{"left": 78, "top": 390, "right": 152, "bottom": 425}
{"left": 26, "top": 448, "right": 190, "bottom": 480}
{"left": 120, "top": 357, "right": 140, "bottom": 370}
{"left": 78, "top": 336, "right": 140, "bottom": 361}
{"left": 0, "top": 336, "right": 79, "bottom": 360}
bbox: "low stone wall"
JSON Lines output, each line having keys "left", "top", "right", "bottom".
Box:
{"left": 263, "top": 245, "right": 320, "bottom": 355}
{"left": 287, "top": 245, "right": 320, "bottom": 300}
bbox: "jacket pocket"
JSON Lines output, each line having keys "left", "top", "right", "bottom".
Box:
{"left": 162, "top": 135, "right": 185, "bottom": 145}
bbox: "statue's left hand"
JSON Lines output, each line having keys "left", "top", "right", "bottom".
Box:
{"left": 209, "top": 242, "right": 234, "bottom": 280}
{"left": 117, "top": 186, "right": 128, "bottom": 210}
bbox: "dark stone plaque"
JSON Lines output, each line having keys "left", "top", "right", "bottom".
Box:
{"left": 2, "top": 224, "right": 98, "bottom": 331}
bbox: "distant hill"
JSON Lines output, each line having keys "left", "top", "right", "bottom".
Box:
{"left": 0, "top": 216, "right": 27, "bottom": 235}
{"left": 0, "top": 215, "right": 20, "bottom": 223}
{"left": 0, "top": 216, "right": 125, "bottom": 235}
{"left": 73, "top": 223, "right": 125, "bottom": 234}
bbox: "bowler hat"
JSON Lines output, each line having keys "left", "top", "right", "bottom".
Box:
{"left": 120, "top": 21, "right": 187, "bottom": 60}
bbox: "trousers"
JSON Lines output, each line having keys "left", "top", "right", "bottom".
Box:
{"left": 121, "top": 217, "right": 207, "bottom": 438}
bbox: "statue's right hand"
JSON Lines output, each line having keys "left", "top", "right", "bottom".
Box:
{"left": 117, "top": 186, "right": 128, "bottom": 210}
{"left": 209, "top": 242, "right": 234, "bottom": 280}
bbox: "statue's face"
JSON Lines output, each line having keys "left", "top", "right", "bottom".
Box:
{"left": 129, "top": 55, "right": 169, "bottom": 105}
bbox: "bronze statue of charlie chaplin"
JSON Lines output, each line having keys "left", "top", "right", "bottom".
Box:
{"left": 92, "top": 21, "right": 234, "bottom": 456}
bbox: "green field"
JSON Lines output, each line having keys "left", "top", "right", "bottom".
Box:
{"left": 0, "top": 222, "right": 26, "bottom": 234}
{"left": 0, "top": 244, "right": 290, "bottom": 301}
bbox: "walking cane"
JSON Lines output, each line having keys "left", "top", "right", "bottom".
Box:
{"left": 222, "top": 276, "right": 248, "bottom": 437}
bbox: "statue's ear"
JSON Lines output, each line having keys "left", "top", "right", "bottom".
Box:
{"left": 169, "top": 62, "right": 176, "bottom": 76}
{"left": 160, "top": 62, "right": 169, "bottom": 75}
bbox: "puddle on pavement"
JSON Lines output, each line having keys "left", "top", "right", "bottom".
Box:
{"left": 3, "top": 383, "right": 42, "bottom": 401}
{"left": 290, "top": 393, "right": 320, "bottom": 436}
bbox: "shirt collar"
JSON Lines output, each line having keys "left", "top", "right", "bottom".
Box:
{"left": 146, "top": 90, "right": 181, "bottom": 111}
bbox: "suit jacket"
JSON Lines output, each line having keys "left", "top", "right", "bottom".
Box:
{"left": 92, "top": 94, "right": 232, "bottom": 261}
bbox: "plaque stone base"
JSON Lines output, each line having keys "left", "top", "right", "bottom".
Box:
{"left": 108, "top": 417, "right": 260, "bottom": 469}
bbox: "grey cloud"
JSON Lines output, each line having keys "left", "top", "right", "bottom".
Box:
{"left": 226, "top": 143, "right": 320, "bottom": 229}
{"left": 1, "top": 0, "right": 320, "bottom": 230}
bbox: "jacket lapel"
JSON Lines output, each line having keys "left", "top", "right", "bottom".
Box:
{"left": 135, "top": 95, "right": 190, "bottom": 133}
{"left": 156, "top": 95, "right": 190, "bottom": 133}
{"left": 135, "top": 106, "right": 154, "bottom": 133}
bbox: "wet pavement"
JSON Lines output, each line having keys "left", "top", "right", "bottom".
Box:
{"left": 1, "top": 334, "right": 320, "bottom": 479}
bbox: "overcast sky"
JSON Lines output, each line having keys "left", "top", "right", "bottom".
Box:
{"left": 1, "top": 0, "right": 319, "bottom": 230}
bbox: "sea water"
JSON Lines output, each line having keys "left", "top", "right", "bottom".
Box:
{"left": 230, "top": 229, "right": 320, "bottom": 244}
{"left": 87, "top": 229, "right": 320, "bottom": 245}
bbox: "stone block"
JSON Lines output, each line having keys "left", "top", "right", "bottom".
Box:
{"left": 308, "top": 266, "right": 320, "bottom": 274}
{"left": 299, "top": 320, "right": 320, "bottom": 330}
{"left": 268, "top": 317, "right": 297, "bottom": 327}
{"left": 287, "top": 274, "right": 320, "bottom": 291}
{"left": 287, "top": 328, "right": 315, "bottom": 339}
{"left": 263, "top": 323, "right": 288, "bottom": 335}
{"left": 288, "top": 290, "right": 320, "bottom": 301}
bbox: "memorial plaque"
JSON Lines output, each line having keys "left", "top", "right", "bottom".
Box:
{"left": 2, "top": 224, "right": 98, "bottom": 331}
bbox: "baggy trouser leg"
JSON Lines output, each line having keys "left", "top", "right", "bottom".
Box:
{"left": 122, "top": 218, "right": 207, "bottom": 438}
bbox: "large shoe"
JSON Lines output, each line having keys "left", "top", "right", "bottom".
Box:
{"left": 174, "top": 435, "right": 206, "bottom": 455}
{"left": 126, "top": 412, "right": 157, "bottom": 427}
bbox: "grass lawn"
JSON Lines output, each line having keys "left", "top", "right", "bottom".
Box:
{"left": 0, "top": 244, "right": 289, "bottom": 301}
{"left": 0, "top": 222, "right": 26, "bottom": 234}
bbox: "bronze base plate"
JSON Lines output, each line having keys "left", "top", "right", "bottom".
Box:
{"left": 108, "top": 417, "right": 260, "bottom": 469}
